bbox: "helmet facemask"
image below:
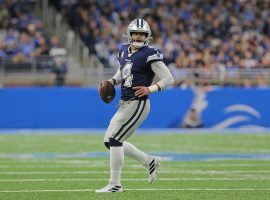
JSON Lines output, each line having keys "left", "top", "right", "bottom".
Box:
{"left": 125, "top": 19, "right": 152, "bottom": 48}
{"left": 130, "top": 32, "right": 148, "bottom": 48}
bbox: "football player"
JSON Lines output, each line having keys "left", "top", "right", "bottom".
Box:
{"left": 96, "top": 18, "right": 174, "bottom": 193}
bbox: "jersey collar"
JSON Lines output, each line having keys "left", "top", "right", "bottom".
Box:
{"left": 128, "top": 44, "right": 145, "bottom": 57}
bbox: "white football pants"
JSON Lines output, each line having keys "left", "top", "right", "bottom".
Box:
{"left": 104, "top": 99, "right": 150, "bottom": 143}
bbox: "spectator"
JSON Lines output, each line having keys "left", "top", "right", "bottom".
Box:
{"left": 0, "top": 1, "right": 54, "bottom": 64}
{"left": 50, "top": 0, "right": 270, "bottom": 87}
{"left": 49, "top": 46, "right": 68, "bottom": 86}
{"left": 181, "top": 108, "right": 203, "bottom": 128}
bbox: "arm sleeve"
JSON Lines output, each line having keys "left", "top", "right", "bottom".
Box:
{"left": 108, "top": 62, "right": 122, "bottom": 86}
{"left": 149, "top": 61, "right": 174, "bottom": 92}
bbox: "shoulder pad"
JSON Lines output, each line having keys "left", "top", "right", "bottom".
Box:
{"left": 145, "top": 46, "right": 163, "bottom": 63}
{"left": 117, "top": 44, "right": 129, "bottom": 59}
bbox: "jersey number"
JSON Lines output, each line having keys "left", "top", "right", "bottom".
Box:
{"left": 122, "top": 63, "right": 133, "bottom": 87}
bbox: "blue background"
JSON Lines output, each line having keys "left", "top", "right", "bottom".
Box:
{"left": 0, "top": 87, "right": 269, "bottom": 129}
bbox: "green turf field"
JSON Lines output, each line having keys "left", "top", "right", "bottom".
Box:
{"left": 0, "top": 132, "right": 269, "bottom": 199}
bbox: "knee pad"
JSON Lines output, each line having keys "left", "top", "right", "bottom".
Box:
{"left": 104, "top": 142, "right": 110, "bottom": 149}
{"left": 109, "top": 137, "right": 123, "bottom": 147}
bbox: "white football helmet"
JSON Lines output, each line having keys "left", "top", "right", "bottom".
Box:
{"left": 126, "top": 18, "right": 152, "bottom": 48}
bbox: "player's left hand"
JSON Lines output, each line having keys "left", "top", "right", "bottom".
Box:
{"left": 133, "top": 86, "right": 150, "bottom": 97}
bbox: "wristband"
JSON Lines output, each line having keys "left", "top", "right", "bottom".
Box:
{"left": 108, "top": 78, "right": 116, "bottom": 86}
{"left": 148, "top": 84, "right": 161, "bottom": 93}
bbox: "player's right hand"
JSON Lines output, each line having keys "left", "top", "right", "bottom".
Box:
{"left": 98, "top": 80, "right": 106, "bottom": 90}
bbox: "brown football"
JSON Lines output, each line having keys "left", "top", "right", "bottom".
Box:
{"left": 98, "top": 81, "right": 116, "bottom": 104}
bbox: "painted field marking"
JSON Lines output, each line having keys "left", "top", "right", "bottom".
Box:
{"left": 0, "top": 188, "right": 270, "bottom": 193}
{"left": 0, "top": 164, "right": 142, "bottom": 169}
{"left": 0, "top": 170, "right": 270, "bottom": 175}
{"left": 1, "top": 163, "right": 270, "bottom": 168}
{"left": 1, "top": 152, "right": 270, "bottom": 161}
{"left": 0, "top": 177, "right": 270, "bottom": 182}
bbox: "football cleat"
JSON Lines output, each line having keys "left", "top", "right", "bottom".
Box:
{"left": 95, "top": 184, "right": 123, "bottom": 193}
{"left": 148, "top": 156, "right": 161, "bottom": 184}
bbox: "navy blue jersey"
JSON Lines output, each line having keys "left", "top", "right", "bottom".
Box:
{"left": 117, "top": 44, "right": 163, "bottom": 101}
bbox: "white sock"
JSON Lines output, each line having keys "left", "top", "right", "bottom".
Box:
{"left": 123, "top": 141, "right": 151, "bottom": 166}
{"left": 109, "top": 146, "right": 124, "bottom": 185}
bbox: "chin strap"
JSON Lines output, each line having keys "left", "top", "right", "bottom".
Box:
{"left": 132, "top": 41, "right": 144, "bottom": 48}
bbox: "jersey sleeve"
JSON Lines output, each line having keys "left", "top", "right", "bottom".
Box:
{"left": 146, "top": 47, "right": 164, "bottom": 64}
{"left": 150, "top": 61, "right": 174, "bottom": 91}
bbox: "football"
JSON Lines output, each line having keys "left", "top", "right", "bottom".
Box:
{"left": 98, "top": 81, "right": 116, "bottom": 104}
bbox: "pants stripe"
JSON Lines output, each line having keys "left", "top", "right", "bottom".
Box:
{"left": 112, "top": 100, "right": 142, "bottom": 140}
{"left": 117, "top": 100, "right": 146, "bottom": 141}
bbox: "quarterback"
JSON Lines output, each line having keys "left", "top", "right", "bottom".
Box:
{"left": 96, "top": 18, "right": 174, "bottom": 193}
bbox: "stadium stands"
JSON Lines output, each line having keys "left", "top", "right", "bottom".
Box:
{"left": 0, "top": 0, "right": 269, "bottom": 87}
{"left": 49, "top": 0, "right": 270, "bottom": 87}
{"left": 0, "top": 0, "right": 70, "bottom": 86}
{"left": 1, "top": 1, "right": 47, "bottom": 70}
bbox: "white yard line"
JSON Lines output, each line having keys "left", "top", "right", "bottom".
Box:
{"left": 0, "top": 188, "right": 269, "bottom": 193}
{"left": 0, "top": 177, "right": 270, "bottom": 182}
{"left": 0, "top": 165, "right": 110, "bottom": 169}
{"left": 0, "top": 160, "right": 108, "bottom": 165}
{"left": 0, "top": 170, "right": 270, "bottom": 175}
{"left": 169, "top": 163, "right": 270, "bottom": 167}
{"left": 1, "top": 163, "right": 269, "bottom": 168}
{"left": 0, "top": 164, "right": 142, "bottom": 169}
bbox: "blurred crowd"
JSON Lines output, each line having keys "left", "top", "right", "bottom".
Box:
{"left": 50, "top": 0, "right": 270, "bottom": 87}
{"left": 0, "top": 0, "right": 64, "bottom": 63}
{"left": 0, "top": 0, "right": 68, "bottom": 86}
{"left": 52, "top": 0, "right": 270, "bottom": 67}
{"left": 1, "top": 0, "right": 269, "bottom": 87}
